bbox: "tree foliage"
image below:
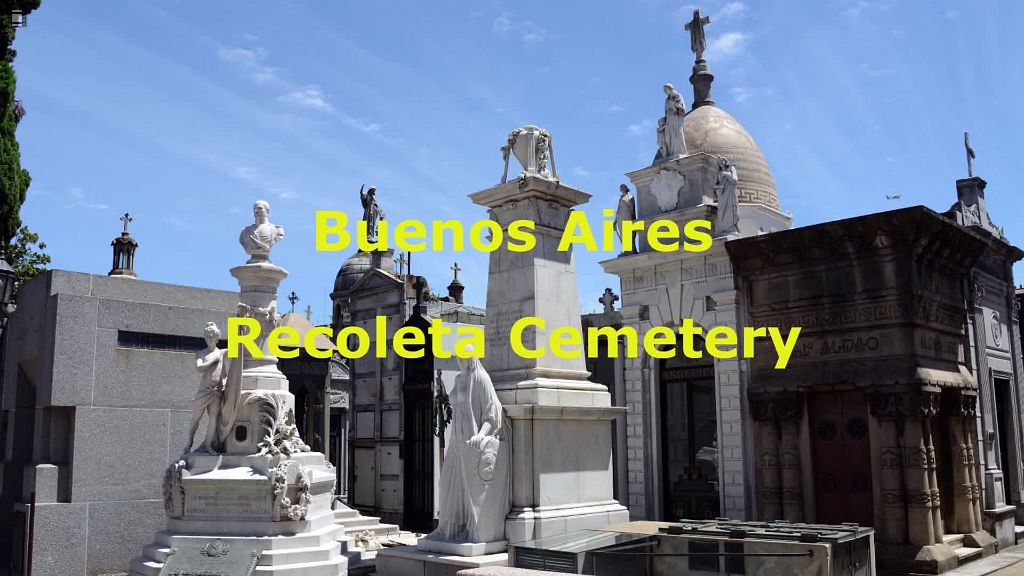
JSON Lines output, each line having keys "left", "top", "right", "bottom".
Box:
{"left": 7, "top": 224, "right": 47, "bottom": 293}
{"left": 0, "top": 0, "right": 41, "bottom": 248}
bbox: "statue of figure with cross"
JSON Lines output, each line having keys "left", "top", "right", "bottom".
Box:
{"left": 685, "top": 9, "right": 712, "bottom": 62}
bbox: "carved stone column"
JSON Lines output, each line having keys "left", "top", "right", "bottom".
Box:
{"left": 778, "top": 398, "right": 805, "bottom": 523}
{"left": 869, "top": 392, "right": 907, "bottom": 545}
{"left": 751, "top": 396, "right": 782, "bottom": 521}
{"left": 944, "top": 390, "right": 979, "bottom": 534}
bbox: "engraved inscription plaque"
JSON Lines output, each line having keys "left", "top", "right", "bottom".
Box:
{"left": 159, "top": 538, "right": 261, "bottom": 576}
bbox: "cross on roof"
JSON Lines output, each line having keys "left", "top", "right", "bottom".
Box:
{"left": 304, "top": 304, "right": 313, "bottom": 320}
{"left": 599, "top": 287, "right": 620, "bottom": 314}
{"left": 121, "top": 212, "right": 133, "bottom": 234}
{"left": 451, "top": 262, "right": 461, "bottom": 281}
{"left": 685, "top": 9, "right": 712, "bottom": 61}
{"left": 396, "top": 252, "right": 407, "bottom": 276}
{"left": 287, "top": 290, "right": 299, "bottom": 313}
{"left": 965, "top": 131, "right": 976, "bottom": 178}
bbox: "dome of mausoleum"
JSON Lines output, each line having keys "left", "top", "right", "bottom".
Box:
{"left": 684, "top": 104, "right": 780, "bottom": 211}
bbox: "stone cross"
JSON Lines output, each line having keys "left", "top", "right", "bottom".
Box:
{"left": 396, "top": 252, "right": 407, "bottom": 277}
{"left": 451, "top": 262, "right": 462, "bottom": 281}
{"left": 304, "top": 304, "right": 313, "bottom": 320}
{"left": 685, "top": 9, "right": 712, "bottom": 61}
{"left": 599, "top": 288, "right": 620, "bottom": 314}
{"left": 121, "top": 212, "right": 133, "bottom": 234}
{"left": 287, "top": 290, "right": 299, "bottom": 313}
{"left": 965, "top": 131, "right": 976, "bottom": 177}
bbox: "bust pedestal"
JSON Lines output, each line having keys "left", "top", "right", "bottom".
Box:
{"left": 470, "top": 176, "right": 629, "bottom": 544}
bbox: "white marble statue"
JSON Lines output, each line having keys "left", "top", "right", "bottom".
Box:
{"left": 716, "top": 157, "right": 740, "bottom": 235}
{"left": 424, "top": 352, "right": 510, "bottom": 546}
{"left": 187, "top": 322, "right": 228, "bottom": 453}
{"left": 614, "top": 184, "right": 637, "bottom": 253}
{"left": 661, "top": 83, "right": 687, "bottom": 158}
{"left": 502, "top": 125, "right": 556, "bottom": 182}
{"left": 240, "top": 200, "right": 285, "bottom": 263}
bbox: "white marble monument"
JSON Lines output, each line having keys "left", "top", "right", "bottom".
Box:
{"left": 131, "top": 201, "right": 346, "bottom": 576}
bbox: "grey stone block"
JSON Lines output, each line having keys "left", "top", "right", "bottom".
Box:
{"left": 72, "top": 407, "right": 168, "bottom": 502}
{"left": 96, "top": 299, "right": 232, "bottom": 337}
{"left": 89, "top": 275, "right": 237, "bottom": 311}
{"left": 93, "top": 329, "right": 197, "bottom": 410}
{"left": 169, "top": 408, "right": 200, "bottom": 458}
{"left": 23, "top": 464, "right": 59, "bottom": 503}
{"left": 26, "top": 501, "right": 88, "bottom": 576}
{"left": 47, "top": 270, "right": 93, "bottom": 297}
{"left": 50, "top": 293, "right": 100, "bottom": 407}
{"left": 87, "top": 499, "right": 166, "bottom": 576}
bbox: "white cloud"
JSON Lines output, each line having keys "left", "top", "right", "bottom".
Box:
{"left": 218, "top": 46, "right": 278, "bottom": 85}
{"left": 492, "top": 12, "right": 547, "bottom": 47}
{"left": 842, "top": 1, "right": 871, "bottom": 17}
{"left": 707, "top": 31, "right": 750, "bottom": 60}
{"left": 64, "top": 187, "right": 110, "bottom": 210}
{"left": 571, "top": 166, "right": 591, "bottom": 177}
{"left": 278, "top": 85, "right": 334, "bottom": 112}
{"left": 627, "top": 118, "right": 655, "bottom": 137}
{"left": 945, "top": 9, "right": 960, "bottom": 19}
{"left": 340, "top": 115, "right": 383, "bottom": 134}
{"left": 729, "top": 86, "right": 752, "bottom": 102}
{"left": 717, "top": 2, "right": 748, "bottom": 19}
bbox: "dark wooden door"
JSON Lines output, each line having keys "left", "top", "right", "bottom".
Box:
{"left": 810, "top": 390, "right": 873, "bottom": 526}
{"left": 403, "top": 389, "right": 434, "bottom": 532}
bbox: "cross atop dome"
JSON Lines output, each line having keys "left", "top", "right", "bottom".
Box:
{"left": 684, "top": 8, "right": 716, "bottom": 108}
{"left": 685, "top": 9, "right": 711, "bottom": 62}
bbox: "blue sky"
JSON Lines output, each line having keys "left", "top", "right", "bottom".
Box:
{"left": 13, "top": 0, "right": 1024, "bottom": 323}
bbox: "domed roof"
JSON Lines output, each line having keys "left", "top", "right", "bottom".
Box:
{"left": 683, "top": 105, "right": 780, "bottom": 211}
{"left": 333, "top": 251, "right": 373, "bottom": 293}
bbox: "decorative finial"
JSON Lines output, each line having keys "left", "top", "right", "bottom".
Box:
{"left": 964, "top": 131, "right": 976, "bottom": 178}
{"left": 501, "top": 125, "right": 557, "bottom": 183}
{"left": 287, "top": 291, "right": 299, "bottom": 313}
{"left": 599, "top": 288, "right": 620, "bottom": 314}
{"left": 685, "top": 8, "right": 716, "bottom": 108}
{"left": 121, "top": 212, "right": 133, "bottom": 235}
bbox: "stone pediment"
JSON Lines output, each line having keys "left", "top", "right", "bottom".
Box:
{"left": 626, "top": 152, "right": 721, "bottom": 220}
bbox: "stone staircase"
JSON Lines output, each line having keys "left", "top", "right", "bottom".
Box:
{"left": 332, "top": 502, "right": 402, "bottom": 573}
{"left": 943, "top": 534, "right": 984, "bottom": 567}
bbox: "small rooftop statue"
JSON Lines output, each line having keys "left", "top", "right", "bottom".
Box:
{"left": 359, "top": 185, "right": 385, "bottom": 241}
{"left": 239, "top": 200, "right": 285, "bottom": 263}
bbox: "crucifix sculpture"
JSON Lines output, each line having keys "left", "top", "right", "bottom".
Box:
{"left": 964, "top": 131, "right": 976, "bottom": 178}
{"left": 685, "top": 9, "right": 712, "bottom": 61}
{"left": 396, "top": 252, "right": 407, "bottom": 277}
{"left": 121, "top": 212, "right": 133, "bottom": 234}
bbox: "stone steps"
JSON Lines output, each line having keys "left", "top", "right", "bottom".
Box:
{"left": 942, "top": 533, "right": 986, "bottom": 569}
{"left": 1015, "top": 525, "right": 1024, "bottom": 544}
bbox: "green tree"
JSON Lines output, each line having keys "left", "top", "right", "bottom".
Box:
{"left": 0, "top": 0, "right": 41, "bottom": 250}
{"left": 7, "top": 224, "right": 47, "bottom": 292}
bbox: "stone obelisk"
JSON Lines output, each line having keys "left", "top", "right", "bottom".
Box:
{"left": 472, "top": 125, "right": 629, "bottom": 543}
{"left": 131, "top": 200, "right": 345, "bottom": 576}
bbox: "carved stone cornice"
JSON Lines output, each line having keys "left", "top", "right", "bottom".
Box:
{"left": 749, "top": 392, "right": 803, "bottom": 423}
{"left": 868, "top": 388, "right": 940, "bottom": 420}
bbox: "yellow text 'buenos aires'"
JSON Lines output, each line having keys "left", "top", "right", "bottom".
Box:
{"left": 226, "top": 317, "right": 802, "bottom": 369}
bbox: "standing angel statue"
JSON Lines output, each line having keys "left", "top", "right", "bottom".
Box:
{"left": 421, "top": 351, "right": 510, "bottom": 548}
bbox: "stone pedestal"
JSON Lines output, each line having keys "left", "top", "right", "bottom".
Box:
{"left": 132, "top": 252, "right": 345, "bottom": 575}
{"left": 470, "top": 176, "right": 629, "bottom": 545}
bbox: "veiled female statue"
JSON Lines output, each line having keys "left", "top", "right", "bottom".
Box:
{"left": 424, "top": 353, "right": 510, "bottom": 546}
{"left": 661, "top": 83, "right": 688, "bottom": 158}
